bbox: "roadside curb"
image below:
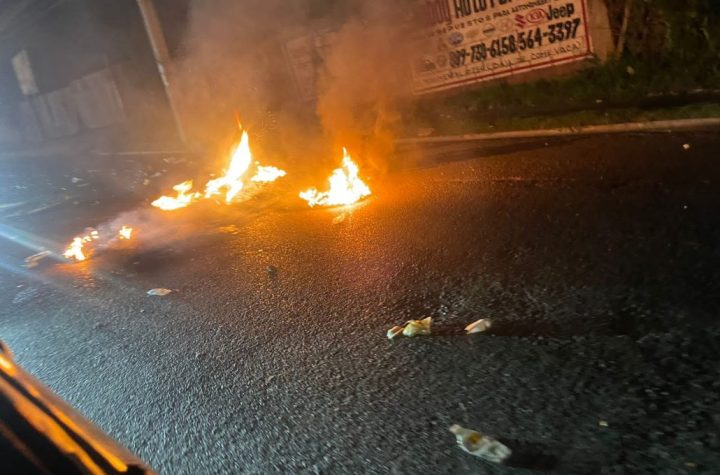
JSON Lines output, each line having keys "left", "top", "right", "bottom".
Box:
{"left": 397, "top": 117, "right": 720, "bottom": 144}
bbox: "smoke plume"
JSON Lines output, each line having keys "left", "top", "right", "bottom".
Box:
{"left": 175, "top": 0, "right": 419, "bottom": 174}
{"left": 315, "top": 1, "right": 417, "bottom": 173}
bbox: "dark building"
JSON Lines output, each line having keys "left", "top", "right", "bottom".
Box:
{"left": 0, "top": 0, "right": 182, "bottom": 148}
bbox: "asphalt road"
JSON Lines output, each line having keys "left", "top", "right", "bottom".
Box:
{"left": 1, "top": 132, "right": 719, "bottom": 474}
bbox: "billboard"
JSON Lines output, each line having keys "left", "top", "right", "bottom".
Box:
{"left": 411, "top": 0, "right": 594, "bottom": 94}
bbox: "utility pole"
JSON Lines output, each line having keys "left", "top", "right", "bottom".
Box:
{"left": 136, "top": 0, "right": 187, "bottom": 144}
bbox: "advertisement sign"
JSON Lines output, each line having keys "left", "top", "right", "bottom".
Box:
{"left": 412, "top": 0, "right": 593, "bottom": 94}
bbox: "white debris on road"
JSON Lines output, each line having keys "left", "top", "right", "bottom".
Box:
{"left": 465, "top": 318, "right": 492, "bottom": 334}
{"left": 683, "top": 143, "right": 691, "bottom": 150}
{"left": 24, "top": 250, "right": 53, "bottom": 268}
{"left": 450, "top": 424, "right": 512, "bottom": 464}
{"left": 147, "top": 288, "right": 173, "bottom": 296}
{"left": 386, "top": 326, "right": 404, "bottom": 340}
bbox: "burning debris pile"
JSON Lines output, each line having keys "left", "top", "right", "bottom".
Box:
{"left": 59, "top": 126, "right": 372, "bottom": 263}
{"left": 151, "top": 180, "right": 199, "bottom": 211}
{"left": 63, "top": 226, "right": 135, "bottom": 262}
{"left": 300, "top": 148, "right": 371, "bottom": 207}
{"left": 63, "top": 230, "right": 99, "bottom": 261}
{"left": 152, "top": 129, "right": 287, "bottom": 211}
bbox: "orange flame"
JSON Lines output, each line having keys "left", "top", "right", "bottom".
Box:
{"left": 151, "top": 180, "right": 200, "bottom": 211}
{"left": 64, "top": 125, "right": 289, "bottom": 264}
{"left": 63, "top": 230, "right": 99, "bottom": 261}
{"left": 118, "top": 226, "right": 133, "bottom": 240}
{"left": 300, "top": 148, "right": 371, "bottom": 207}
{"left": 152, "top": 128, "right": 286, "bottom": 210}
{"left": 251, "top": 165, "right": 287, "bottom": 183}
{"left": 205, "top": 130, "right": 253, "bottom": 203}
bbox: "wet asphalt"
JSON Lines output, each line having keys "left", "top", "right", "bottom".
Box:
{"left": 1, "top": 132, "right": 719, "bottom": 474}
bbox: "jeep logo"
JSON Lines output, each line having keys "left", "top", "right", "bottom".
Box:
{"left": 546, "top": 3, "right": 575, "bottom": 20}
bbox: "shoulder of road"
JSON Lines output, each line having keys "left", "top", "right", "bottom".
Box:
{"left": 398, "top": 116, "right": 720, "bottom": 144}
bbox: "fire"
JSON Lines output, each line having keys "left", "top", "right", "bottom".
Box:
{"left": 63, "top": 237, "right": 87, "bottom": 261}
{"left": 151, "top": 180, "right": 200, "bottom": 211}
{"left": 299, "top": 148, "right": 371, "bottom": 207}
{"left": 205, "top": 130, "right": 253, "bottom": 203}
{"left": 63, "top": 230, "right": 99, "bottom": 261}
{"left": 118, "top": 226, "right": 133, "bottom": 240}
{"left": 152, "top": 128, "right": 286, "bottom": 210}
{"left": 251, "top": 165, "right": 287, "bottom": 183}
{"left": 62, "top": 226, "right": 133, "bottom": 262}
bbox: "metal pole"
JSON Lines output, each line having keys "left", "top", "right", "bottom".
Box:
{"left": 136, "top": 0, "right": 187, "bottom": 144}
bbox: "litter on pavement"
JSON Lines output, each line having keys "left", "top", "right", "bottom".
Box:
{"left": 403, "top": 317, "right": 432, "bottom": 336}
{"left": 449, "top": 424, "right": 512, "bottom": 464}
{"left": 386, "top": 317, "right": 433, "bottom": 339}
{"left": 24, "top": 250, "right": 53, "bottom": 268}
{"left": 683, "top": 143, "right": 691, "bottom": 150}
{"left": 386, "top": 326, "right": 404, "bottom": 340}
{"left": 147, "top": 288, "right": 173, "bottom": 296}
{"left": 465, "top": 318, "right": 492, "bottom": 334}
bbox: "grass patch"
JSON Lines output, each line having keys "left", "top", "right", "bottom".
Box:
{"left": 402, "top": 53, "right": 720, "bottom": 137}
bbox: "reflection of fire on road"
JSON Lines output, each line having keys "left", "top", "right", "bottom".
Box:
{"left": 299, "top": 148, "right": 371, "bottom": 207}
{"left": 153, "top": 129, "right": 286, "bottom": 211}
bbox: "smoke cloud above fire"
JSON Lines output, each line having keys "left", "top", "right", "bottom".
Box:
{"left": 315, "top": 1, "right": 418, "bottom": 173}
{"left": 175, "top": 0, "right": 420, "bottom": 174}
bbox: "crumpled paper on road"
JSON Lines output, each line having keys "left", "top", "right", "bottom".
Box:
{"left": 403, "top": 317, "right": 432, "bottom": 336}
{"left": 387, "top": 317, "right": 432, "bottom": 339}
{"left": 465, "top": 318, "right": 492, "bottom": 334}
{"left": 450, "top": 424, "right": 512, "bottom": 464}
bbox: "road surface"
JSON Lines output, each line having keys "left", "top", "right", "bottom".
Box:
{"left": 1, "top": 132, "right": 719, "bottom": 474}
